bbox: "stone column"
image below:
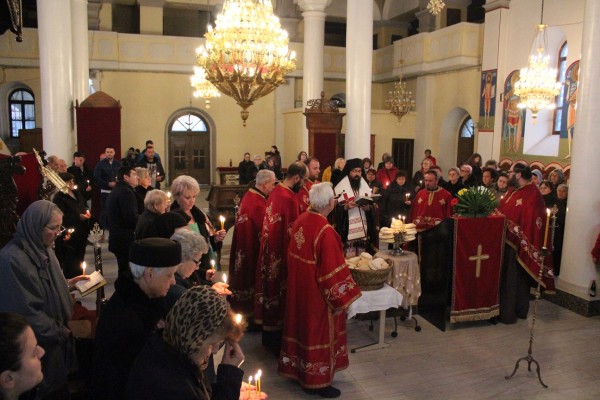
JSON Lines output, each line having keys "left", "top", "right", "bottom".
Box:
{"left": 37, "top": 0, "right": 74, "bottom": 159}
{"left": 558, "top": 0, "right": 600, "bottom": 299}
{"left": 297, "top": 0, "right": 331, "bottom": 153}
{"left": 72, "top": 0, "right": 90, "bottom": 105}
{"left": 345, "top": 0, "right": 373, "bottom": 159}
{"left": 98, "top": 0, "right": 113, "bottom": 31}
{"left": 139, "top": 0, "right": 165, "bottom": 35}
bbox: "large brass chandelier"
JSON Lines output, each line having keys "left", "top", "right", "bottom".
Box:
{"left": 195, "top": 0, "right": 297, "bottom": 126}
{"left": 427, "top": 0, "right": 446, "bottom": 15}
{"left": 513, "top": 1, "right": 561, "bottom": 119}
{"left": 386, "top": 58, "right": 415, "bottom": 122}
{"left": 190, "top": 66, "right": 221, "bottom": 109}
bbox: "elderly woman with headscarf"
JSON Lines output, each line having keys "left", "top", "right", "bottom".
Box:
{"left": 125, "top": 286, "right": 246, "bottom": 400}
{"left": 134, "top": 189, "right": 170, "bottom": 239}
{"left": 0, "top": 200, "right": 87, "bottom": 399}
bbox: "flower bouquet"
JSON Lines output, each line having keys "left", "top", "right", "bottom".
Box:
{"left": 452, "top": 187, "right": 498, "bottom": 217}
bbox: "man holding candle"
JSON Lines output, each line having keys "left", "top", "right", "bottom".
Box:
{"left": 498, "top": 163, "right": 554, "bottom": 324}
{"left": 279, "top": 182, "right": 361, "bottom": 398}
{"left": 135, "top": 145, "right": 166, "bottom": 189}
{"left": 229, "top": 170, "right": 276, "bottom": 320}
{"left": 67, "top": 151, "right": 94, "bottom": 206}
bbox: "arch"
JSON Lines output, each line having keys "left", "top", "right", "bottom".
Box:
{"left": 164, "top": 107, "right": 217, "bottom": 185}
{"left": 0, "top": 81, "right": 35, "bottom": 142}
{"left": 438, "top": 107, "right": 471, "bottom": 168}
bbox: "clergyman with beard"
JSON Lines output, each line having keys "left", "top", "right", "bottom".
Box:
{"left": 333, "top": 158, "right": 379, "bottom": 257}
{"left": 255, "top": 162, "right": 307, "bottom": 356}
{"left": 408, "top": 170, "right": 453, "bottom": 230}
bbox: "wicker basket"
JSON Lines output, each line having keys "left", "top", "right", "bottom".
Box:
{"left": 350, "top": 262, "right": 392, "bottom": 291}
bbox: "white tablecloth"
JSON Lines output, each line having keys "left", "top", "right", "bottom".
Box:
{"left": 347, "top": 284, "right": 403, "bottom": 319}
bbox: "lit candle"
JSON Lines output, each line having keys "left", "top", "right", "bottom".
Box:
{"left": 86, "top": 179, "right": 90, "bottom": 186}
{"left": 219, "top": 215, "right": 225, "bottom": 230}
{"left": 543, "top": 208, "right": 550, "bottom": 248}
{"left": 254, "top": 374, "right": 259, "bottom": 395}
{"left": 223, "top": 273, "right": 227, "bottom": 285}
{"left": 248, "top": 375, "right": 253, "bottom": 391}
{"left": 167, "top": 191, "right": 172, "bottom": 199}
{"left": 419, "top": 180, "right": 423, "bottom": 186}
{"left": 235, "top": 313, "right": 242, "bottom": 324}
{"left": 405, "top": 192, "right": 410, "bottom": 200}
{"left": 81, "top": 261, "right": 86, "bottom": 276}
{"left": 73, "top": 185, "right": 78, "bottom": 190}
{"left": 256, "top": 370, "right": 262, "bottom": 394}
{"left": 402, "top": 215, "right": 405, "bottom": 223}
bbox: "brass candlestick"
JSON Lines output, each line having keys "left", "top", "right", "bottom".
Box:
{"left": 88, "top": 223, "right": 107, "bottom": 315}
{"left": 505, "top": 246, "right": 548, "bottom": 388}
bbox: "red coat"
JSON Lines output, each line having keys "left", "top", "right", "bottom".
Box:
{"left": 228, "top": 188, "right": 267, "bottom": 315}
{"left": 254, "top": 184, "right": 301, "bottom": 330}
{"left": 376, "top": 166, "right": 400, "bottom": 190}
{"left": 279, "top": 211, "right": 361, "bottom": 388}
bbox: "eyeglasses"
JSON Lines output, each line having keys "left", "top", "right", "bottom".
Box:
{"left": 45, "top": 224, "right": 66, "bottom": 235}
{"left": 192, "top": 258, "right": 201, "bottom": 267}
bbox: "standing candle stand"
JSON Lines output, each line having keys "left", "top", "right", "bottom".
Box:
{"left": 391, "top": 232, "right": 407, "bottom": 255}
{"left": 88, "top": 223, "right": 108, "bottom": 315}
{"left": 505, "top": 247, "right": 548, "bottom": 388}
{"left": 233, "top": 191, "right": 241, "bottom": 219}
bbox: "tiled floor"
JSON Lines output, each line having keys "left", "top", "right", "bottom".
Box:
{"left": 79, "top": 197, "right": 600, "bottom": 400}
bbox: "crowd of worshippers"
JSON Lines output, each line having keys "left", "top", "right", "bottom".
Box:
{"left": 0, "top": 140, "right": 583, "bottom": 399}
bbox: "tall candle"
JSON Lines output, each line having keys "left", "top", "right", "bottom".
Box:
{"left": 219, "top": 215, "right": 225, "bottom": 230}
{"left": 256, "top": 370, "right": 262, "bottom": 394}
{"left": 543, "top": 208, "right": 550, "bottom": 248}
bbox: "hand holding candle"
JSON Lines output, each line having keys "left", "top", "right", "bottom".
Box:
{"left": 219, "top": 215, "right": 225, "bottom": 230}
{"left": 81, "top": 261, "right": 87, "bottom": 276}
{"left": 222, "top": 273, "right": 227, "bottom": 285}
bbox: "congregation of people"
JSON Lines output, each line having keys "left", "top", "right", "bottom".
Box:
{"left": 2, "top": 140, "right": 596, "bottom": 400}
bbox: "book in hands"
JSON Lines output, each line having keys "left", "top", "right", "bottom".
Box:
{"left": 354, "top": 193, "right": 381, "bottom": 206}
{"left": 75, "top": 271, "right": 107, "bottom": 297}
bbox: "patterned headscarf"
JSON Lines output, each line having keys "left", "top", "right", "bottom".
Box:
{"left": 163, "top": 285, "right": 228, "bottom": 359}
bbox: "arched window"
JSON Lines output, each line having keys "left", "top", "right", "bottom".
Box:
{"left": 553, "top": 41, "right": 568, "bottom": 134}
{"left": 8, "top": 89, "right": 35, "bottom": 138}
{"left": 460, "top": 116, "right": 474, "bottom": 138}
{"left": 170, "top": 113, "right": 208, "bottom": 132}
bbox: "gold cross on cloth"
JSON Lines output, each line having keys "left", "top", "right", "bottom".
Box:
{"left": 469, "top": 244, "right": 490, "bottom": 278}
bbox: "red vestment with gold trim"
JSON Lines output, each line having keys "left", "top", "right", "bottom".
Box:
{"left": 409, "top": 187, "right": 453, "bottom": 230}
{"left": 296, "top": 179, "right": 317, "bottom": 214}
{"left": 254, "top": 184, "right": 301, "bottom": 330}
{"left": 279, "top": 211, "right": 361, "bottom": 388}
{"left": 228, "top": 188, "right": 267, "bottom": 315}
{"left": 498, "top": 182, "right": 554, "bottom": 290}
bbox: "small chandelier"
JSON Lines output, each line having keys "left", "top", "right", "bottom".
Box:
{"left": 513, "top": 1, "right": 561, "bottom": 119}
{"left": 190, "top": 66, "right": 221, "bottom": 109}
{"left": 195, "top": 0, "right": 297, "bottom": 126}
{"left": 386, "top": 58, "right": 415, "bottom": 122}
{"left": 427, "top": 0, "right": 446, "bottom": 15}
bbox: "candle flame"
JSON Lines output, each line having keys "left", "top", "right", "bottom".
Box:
{"left": 219, "top": 215, "right": 225, "bottom": 222}
{"left": 235, "top": 313, "right": 242, "bottom": 324}
{"left": 81, "top": 261, "right": 86, "bottom": 274}
{"left": 223, "top": 273, "right": 228, "bottom": 284}
{"left": 546, "top": 208, "right": 550, "bottom": 216}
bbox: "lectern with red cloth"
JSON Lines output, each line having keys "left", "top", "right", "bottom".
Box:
{"left": 450, "top": 215, "right": 505, "bottom": 323}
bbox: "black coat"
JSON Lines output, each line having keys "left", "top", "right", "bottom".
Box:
{"left": 135, "top": 185, "right": 153, "bottom": 214}
{"left": 107, "top": 181, "right": 139, "bottom": 255}
{"left": 53, "top": 190, "right": 90, "bottom": 278}
{"left": 238, "top": 160, "right": 253, "bottom": 185}
{"left": 135, "top": 209, "right": 161, "bottom": 239}
{"left": 93, "top": 275, "right": 166, "bottom": 400}
{"left": 67, "top": 164, "right": 94, "bottom": 201}
{"left": 443, "top": 180, "right": 466, "bottom": 198}
{"left": 125, "top": 334, "right": 243, "bottom": 400}
{"left": 380, "top": 182, "right": 412, "bottom": 227}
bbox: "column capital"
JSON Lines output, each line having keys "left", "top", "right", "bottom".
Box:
{"left": 483, "top": 0, "right": 511, "bottom": 13}
{"left": 296, "top": 0, "right": 332, "bottom": 13}
{"left": 137, "top": 0, "right": 166, "bottom": 7}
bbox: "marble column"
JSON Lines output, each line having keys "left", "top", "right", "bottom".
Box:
{"left": 345, "top": 0, "right": 373, "bottom": 159}
{"left": 557, "top": 0, "right": 600, "bottom": 298}
{"left": 298, "top": 0, "right": 331, "bottom": 153}
{"left": 72, "top": 0, "right": 90, "bottom": 105}
{"left": 37, "top": 0, "right": 74, "bottom": 159}
{"left": 139, "top": 0, "right": 165, "bottom": 35}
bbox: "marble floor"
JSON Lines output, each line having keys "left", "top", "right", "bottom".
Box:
{"left": 78, "top": 198, "right": 600, "bottom": 400}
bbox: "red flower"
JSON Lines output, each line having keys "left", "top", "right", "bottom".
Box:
{"left": 450, "top": 198, "right": 459, "bottom": 207}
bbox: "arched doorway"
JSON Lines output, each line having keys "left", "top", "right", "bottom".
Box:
{"left": 457, "top": 116, "right": 474, "bottom": 166}
{"left": 167, "top": 110, "right": 212, "bottom": 184}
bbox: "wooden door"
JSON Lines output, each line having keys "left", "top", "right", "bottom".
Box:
{"left": 392, "top": 138, "right": 414, "bottom": 177}
{"left": 168, "top": 112, "right": 211, "bottom": 185}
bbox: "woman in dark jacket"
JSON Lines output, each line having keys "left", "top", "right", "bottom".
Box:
{"left": 170, "top": 175, "right": 226, "bottom": 286}
{"left": 539, "top": 180, "right": 557, "bottom": 208}
{"left": 134, "top": 167, "right": 153, "bottom": 214}
{"left": 134, "top": 189, "right": 169, "bottom": 239}
{"left": 380, "top": 171, "right": 412, "bottom": 227}
{"left": 125, "top": 286, "right": 247, "bottom": 400}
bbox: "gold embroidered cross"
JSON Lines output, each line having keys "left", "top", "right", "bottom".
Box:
{"left": 516, "top": 199, "right": 523, "bottom": 206}
{"left": 469, "top": 244, "right": 490, "bottom": 278}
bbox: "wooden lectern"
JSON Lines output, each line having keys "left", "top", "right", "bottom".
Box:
{"left": 304, "top": 92, "right": 345, "bottom": 172}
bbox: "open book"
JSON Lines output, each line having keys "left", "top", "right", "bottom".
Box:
{"left": 75, "top": 271, "right": 107, "bottom": 297}
{"left": 353, "top": 193, "right": 381, "bottom": 206}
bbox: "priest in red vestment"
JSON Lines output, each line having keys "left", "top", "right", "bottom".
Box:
{"left": 296, "top": 157, "right": 321, "bottom": 213}
{"left": 279, "top": 182, "right": 361, "bottom": 398}
{"left": 497, "top": 163, "right": 554, "bottom": 324}
{"left": 228, "top": 170, "right": 277, "bottom": 317}
{"left": 409, "top": 170, "right": 453, "bottom": 230}
{"left": 255, "top": 162, "right": 307, "bottom": 355}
